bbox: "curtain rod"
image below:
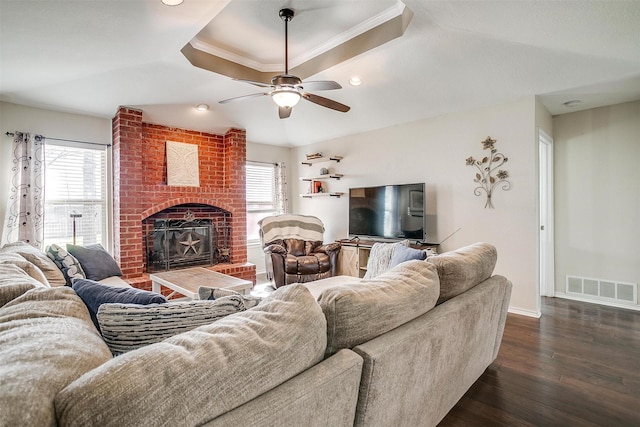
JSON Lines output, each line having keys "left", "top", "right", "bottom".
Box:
{"left": 5, "top": 131, "right": 111, "bottom": 147}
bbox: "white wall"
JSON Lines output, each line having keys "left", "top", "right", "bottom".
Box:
{"left": 0, "top": 102, "right": 112, "bottom": 240}
{"left": 291, "top": 96, "right": 541, "bottom": 315}
{"left": 245, "top": 141, "right": 293, "bottom": 274}
{"left": 554, "top": 101, "right": 640, "bottom": 308}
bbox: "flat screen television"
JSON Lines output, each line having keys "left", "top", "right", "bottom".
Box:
{"left": 348, "top": 182, "right": 425, "bottom": 241}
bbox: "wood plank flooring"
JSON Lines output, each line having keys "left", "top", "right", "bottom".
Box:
{"left": 438, "top": 297, "right": 640, "bottom": 426}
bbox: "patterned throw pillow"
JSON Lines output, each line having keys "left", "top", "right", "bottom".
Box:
{"left": 46, "top": 244, "right": 86, "bottom": 286}
{"left": 97, "top": 296, "right": 252, "bottom": 355}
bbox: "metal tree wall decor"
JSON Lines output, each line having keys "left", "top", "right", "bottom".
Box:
{"left": 465, "top": 136, "right": 511, "bottom": 208}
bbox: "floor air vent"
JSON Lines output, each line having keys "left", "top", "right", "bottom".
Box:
{"left": 567, "top": 276, "right": 637, "bottom": 305}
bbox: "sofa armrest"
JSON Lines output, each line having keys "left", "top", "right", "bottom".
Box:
{"left": 351, "top": 275, "right": 511, "bottom": 426}
{"left": 205, "top": 349, "right": 363, "bottom": 426}
{"left": 98, "top": 276, "right": 132, "bottom": 288}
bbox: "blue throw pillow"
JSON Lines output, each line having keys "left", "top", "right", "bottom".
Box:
{"left": 67, "top": 243, "right": 122, "bottom": 281}
{"left": 389, "top": 244, "right": 427, "bottom": 268}
{"left": 72, "top": 278, "right": 167, "bottom": 329}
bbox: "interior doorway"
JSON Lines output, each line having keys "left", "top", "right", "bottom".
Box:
{"left": 538, "top": 129, "right": 555, "bottom": 298}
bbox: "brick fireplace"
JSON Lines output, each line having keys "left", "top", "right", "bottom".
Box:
{"left": 111, "top": 107, "right": 255, "bottom": 290}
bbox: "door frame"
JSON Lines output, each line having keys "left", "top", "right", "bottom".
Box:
{"left": 538, "top": 128, "right": 555, "bottom": 298}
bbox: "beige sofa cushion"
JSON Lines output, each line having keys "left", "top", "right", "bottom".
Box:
{"left": 55, "top": 284, "right": 327, "bottom": 427}
{"left": 303, "top": 275, "right": 363, "bottom": 300}
{"left": 0, "top": 241, "right": 66, "bottom": 286}
{"left": 428, "top": 242, "right": 497, "bottom": 304}
{"left": 0, "top": 287, "right": 113, "bottom": 427}
{"left": 318, "top": 260, "right": 440, "bottom": 355}
{"left": 0, "top": 251, "right": 50, "bottom": 286}
{"left": 0, "top": 263, "right": 48, "bottom": 307}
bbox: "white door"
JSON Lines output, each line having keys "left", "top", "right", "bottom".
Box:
{"left": 539, "top": 129, "right": 555, "bottom": 297}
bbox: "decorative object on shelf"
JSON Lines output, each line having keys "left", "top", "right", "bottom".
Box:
{"left": 465, "top": 136, "right": 511, "bottom": 209}
{"left": 320, "top": 167, "right": 329, "bottom": 175}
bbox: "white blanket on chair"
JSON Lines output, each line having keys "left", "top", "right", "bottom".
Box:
{"left": 259, "top": 214, "right": 325, "bottom": 246}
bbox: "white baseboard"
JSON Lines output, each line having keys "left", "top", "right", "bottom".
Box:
{"left": 508, "top": 306, "right": 541, "bottom": 318}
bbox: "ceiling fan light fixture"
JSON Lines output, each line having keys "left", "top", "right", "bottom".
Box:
{"left": 349, "top": 77, "right": 362, "bottom": 86}
{"left": 196, "top": 104, "right": 209, "bottom": 111}
{"left": 272, "top": 89, "right": 301, "bottom": 108}
{"left": 161, "top": 0, "right": 183, "bottom": 6}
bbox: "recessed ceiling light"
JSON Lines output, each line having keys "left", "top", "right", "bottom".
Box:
{"left": 161, "top": 0, "right": 183, "bottom": 6}
{"left": 563, "top": 100, "right": 582, "bottom": 108}
{"left": 349, "top": 77, "right": 362, "bottom": 86}
{"left": 196, "top": 104, "right": 209, "bottom": 111}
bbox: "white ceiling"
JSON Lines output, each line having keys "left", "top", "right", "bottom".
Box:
{"left": 1, "top": 0, "right": 639, "bottom": 147}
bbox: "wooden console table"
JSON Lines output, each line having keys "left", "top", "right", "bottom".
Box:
{"left": 336, "top": 239, "right": 439, "bottom": 278}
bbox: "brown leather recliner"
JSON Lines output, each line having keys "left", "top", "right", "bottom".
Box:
{"left": 263, "top": 238, "right": 341, "bottom": 288}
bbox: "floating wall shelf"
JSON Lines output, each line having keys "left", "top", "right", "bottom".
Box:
{"left": 301, "top": 156, "right": 342, "bottom": 166}
{"left": 300, "top": 192, "right": 343, "bottom": 198}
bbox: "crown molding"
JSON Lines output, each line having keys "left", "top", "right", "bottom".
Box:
{"left": 182, "top": 1, "right": 412, "bottom": 81}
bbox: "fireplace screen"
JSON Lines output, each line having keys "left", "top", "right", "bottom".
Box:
{"left": 146, "top": 219, "right": 221, "bottom": 272}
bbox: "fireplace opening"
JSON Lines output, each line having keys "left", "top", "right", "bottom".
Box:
{"left": 143, "top": 205, "right": 231, "bottom": 273}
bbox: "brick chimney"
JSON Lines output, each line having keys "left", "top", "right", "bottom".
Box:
{"left": 111, "top": 107, "right": 255, "bottom": 289}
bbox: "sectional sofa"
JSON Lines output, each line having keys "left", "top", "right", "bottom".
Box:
{"left": 0, "top": 241, "right": 511, "bottom": 427}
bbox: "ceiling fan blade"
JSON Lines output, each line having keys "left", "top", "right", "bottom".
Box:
{"left": 279, "top": 106, "right": 292, "bottom": 119}
{"left": 219, "top": 92, "right": 268, "bottom": 104}
{"left": 302, "top": 93, "right": 350, "bottom": 112}
{"left": 298, "top": 80, "right": 342, "bottom": 91}
{"left": 233, "top": 78, "right": 274, "bottom": 88}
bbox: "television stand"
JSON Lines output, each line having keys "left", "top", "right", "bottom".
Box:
{"left": 336, "top": 239, "right": 439, "bottom": 278}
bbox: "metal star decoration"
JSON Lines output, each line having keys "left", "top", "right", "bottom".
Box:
{"left": 179, "top": 232, "right": 201, "bottom": 255}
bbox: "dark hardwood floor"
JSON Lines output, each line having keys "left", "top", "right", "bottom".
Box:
{"left": 439, "top": 297, "right": 640, "bottom": 426}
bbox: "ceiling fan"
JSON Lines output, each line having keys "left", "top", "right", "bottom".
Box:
{"left": 219, "top": 8, "right": 350, "bottom": 119}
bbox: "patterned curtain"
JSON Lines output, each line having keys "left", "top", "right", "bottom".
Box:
{"left": 274, "top": 161, "right": 288, "bottom": 214}
{"left": 1, "top": 132, "right": 45, "bottom": 248}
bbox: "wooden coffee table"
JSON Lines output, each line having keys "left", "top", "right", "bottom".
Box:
{"left": 150, "top": 267, "right": 253, "bottom": 299}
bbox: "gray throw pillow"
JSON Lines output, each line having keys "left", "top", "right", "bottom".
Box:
{"left": 72, "top": 278, "right": 167, "bottom": 329}
{"left": 389, "top": 244, "right": 427, "bottom": 268}
{"left": 97, "top": 296, "right": 252, "bottom": 355}
{"left": 46, "top": 244, "right": 86, "bottom": 285}
{"left": 66, "top": 243, "right": 122, "bottom": 281}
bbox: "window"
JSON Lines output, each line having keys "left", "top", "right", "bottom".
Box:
{"left": 43, "top": 142, "right": 109, "bottom": 248}
{"left": 246, "top": 162, "right": 277, "bottom": 243}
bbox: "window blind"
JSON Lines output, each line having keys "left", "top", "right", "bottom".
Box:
{"left": 246, "top": 163, "right": 276, "bottom": 212}
{"left": 246, "top": 162, "right": 277, "bottom": 242}
{"left": 44, "top": 142, "right": 107, "bottom": 247}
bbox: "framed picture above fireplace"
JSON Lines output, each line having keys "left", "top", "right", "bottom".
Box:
{"left": 166, "top": 141, "right": 200, "bottom": 187}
